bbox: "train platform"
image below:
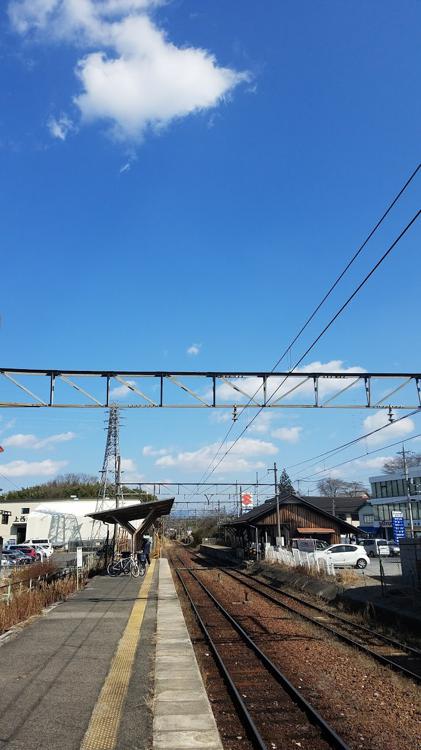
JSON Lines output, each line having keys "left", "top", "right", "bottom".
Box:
{"left": 0, "top": 559, "right": 222, "bottom": 750}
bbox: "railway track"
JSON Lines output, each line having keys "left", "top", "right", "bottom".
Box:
{"left": 175, "top": 560, "right": 350, "bottom": 750}
{"left": 212, "top": 567, "right": 421, "bottom": 685}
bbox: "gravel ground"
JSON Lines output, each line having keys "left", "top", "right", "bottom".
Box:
{"left": 174, "top": 559, "right": 332, "bottom": 750}
{"left": 170, "top": 547, "right": 421, "bottom": 750}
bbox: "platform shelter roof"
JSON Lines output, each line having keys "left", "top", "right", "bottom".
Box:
{"left": 87, "top": 498, "right": 174, "bottom": 536}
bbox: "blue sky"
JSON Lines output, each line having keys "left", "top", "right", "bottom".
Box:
{"left": 0, "top": 0, "right": 420, "bottom": 507}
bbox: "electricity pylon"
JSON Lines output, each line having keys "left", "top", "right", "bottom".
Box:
{"left": 90, "top": 405, "right": 124, "bottom": 544}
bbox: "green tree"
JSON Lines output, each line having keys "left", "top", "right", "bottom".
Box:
{"left": 278, "top": 468, "right": 294, "bottom": 496}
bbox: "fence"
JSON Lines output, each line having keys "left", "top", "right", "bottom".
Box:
{"left": 0, "top": 551, "right": 98, "bottom": 605}
{"left": 265, "top": 545, "right": 336, "bottom": 576}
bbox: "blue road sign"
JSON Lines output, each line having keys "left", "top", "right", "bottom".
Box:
{"left": 391, "top": 510, "right": 406, "bottom": 543}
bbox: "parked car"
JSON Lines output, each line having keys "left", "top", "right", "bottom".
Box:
{"left": 291, "top": 538, "right": 329, "bottom": 551}
{"left": 361, "top": 539, "right": 390, "bottom": 557}
{"left": 316, "top": 544, "right": 370, "bottom": 569}
{"left": 387, "top": 540, "right": 401, "bottom": 556}
{"left": 25, "top": 539, "right": 54, "bottom": 558}
{"left": 2, "top": 550, "right": 33, "bottom": 565}
{"left": 32, "top": 545, "right": 49, "bottom": 561}
{"left": 0, "top": 555, "right": 16, "bottom": 568}
{"left": 8, "top": 545, "right": 37, "bottom": 560}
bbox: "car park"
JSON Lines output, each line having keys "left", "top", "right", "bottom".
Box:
{"left": 8, "top": 545, "right": 37, "bottom": 560}
{"left": 315, "top": 543, "right": 370, "bottom": 569}
{"left": 25, "top": 539, "right": 54, "bottom": 557}
{"left": 2, "top": 550, "right": 33, "bottom": 565}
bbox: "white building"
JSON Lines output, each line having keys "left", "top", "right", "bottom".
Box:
{"left": 367, "top": 468, "right": 421, "bottom": 539}
{"left": 0, "top": 498, "right": 122, "bottom": 546}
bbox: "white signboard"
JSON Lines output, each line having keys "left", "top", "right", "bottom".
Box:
{"left": 76, "top": 547, "right": 83, "bottom": 568}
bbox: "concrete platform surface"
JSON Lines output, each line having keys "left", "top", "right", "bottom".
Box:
{"left": 0, "top": 558, "right": 223, "bottom": 750}
{"left": 153, "top": 559, "right": 223, "bottom": 750}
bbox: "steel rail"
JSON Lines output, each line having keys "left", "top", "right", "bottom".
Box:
{"left": 226, "top": 568, "right": 421, "bottom": 656}
{"left": 175, "top": 569, "right": 268, "bottom": 750}
{"left": 219, "top": 568, "right": 421, "bottom": 684}
{"left": 176, "top": 561, "right": 350, "bottom": 750}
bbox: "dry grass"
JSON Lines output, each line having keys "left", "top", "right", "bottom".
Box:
{"left": 334, "top": 568, "right": 362, "bottom": 586}
{"left": 0, "top": 573, "right": 80, "bottom": 635}
{"left": 9, "top": 559, "right": 57, "bottom": 583}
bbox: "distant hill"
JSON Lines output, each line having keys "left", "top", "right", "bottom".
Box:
{"left": 3, "top": 473, "right": 156, "bottom": 502}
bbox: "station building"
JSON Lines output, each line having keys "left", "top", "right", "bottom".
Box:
{"left": 224, "top": 493, "right": 362, "bottom": 549}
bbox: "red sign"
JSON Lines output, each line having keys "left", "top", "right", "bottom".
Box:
{"left": 241, "top": 492, "right": 253, "bottom": 509}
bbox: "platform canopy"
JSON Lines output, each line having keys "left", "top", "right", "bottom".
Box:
{"left": 87, "top": 498, "right": 174, "bottom": 539}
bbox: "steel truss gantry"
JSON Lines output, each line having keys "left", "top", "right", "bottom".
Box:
{"left": 1, "top": 368, "right": 421, "bottom": 410}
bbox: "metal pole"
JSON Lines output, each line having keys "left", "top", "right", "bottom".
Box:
{"left": 274, "top": 462, "right": 280, "bottom": 543}
{"left": 239, "top": 486, "right": 243, "bottom": 516}
{"left": 401, "top": 445, "right": 415, "bottom": 539}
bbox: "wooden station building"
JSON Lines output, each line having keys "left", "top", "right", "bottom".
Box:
{"left": 224, "top": 493, "right": 363, "bottom": 548}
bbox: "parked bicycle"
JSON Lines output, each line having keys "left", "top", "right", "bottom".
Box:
{"left": 136, "top": 551, "right": 147, "bottom": 577}
{"left": 107, "top": 554, "right": 140, "bottom": 578}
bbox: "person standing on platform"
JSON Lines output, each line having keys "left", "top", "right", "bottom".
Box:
{"left": 142, "top": 535, "right": 151, "bottom": 565}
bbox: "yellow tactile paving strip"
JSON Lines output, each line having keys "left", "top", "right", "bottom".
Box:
{"left": 80, "top": 560, "right": 156, "bottom": 750}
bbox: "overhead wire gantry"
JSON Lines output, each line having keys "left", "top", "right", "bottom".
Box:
{"left": 1, "top": 368, "right": 421, "bottom": 410}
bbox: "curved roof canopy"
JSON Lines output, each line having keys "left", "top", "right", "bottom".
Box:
{"left": 87, "top": 498, "right": 174, "bottom": 536}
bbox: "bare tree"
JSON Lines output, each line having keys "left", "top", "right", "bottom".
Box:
{"left": 316, "top": 477, "right": 368, "bottom": 515}
{"left": 383, "top": 453, "right": 421, "bottom": 474}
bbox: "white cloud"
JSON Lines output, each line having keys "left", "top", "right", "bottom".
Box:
{"left": 120, "top": 456, "right": 144, "bottom": 482}
{"left": 109, "top": 380, "right": 136, "bottom": 398}
{"left": 155, "top": 437, "right": 277, "bottom": 474}
{"left": 119, "top": 161, "right": 131, "bottom": 174}
{"left": 9, "top": 0, "right": 249, "bottom": 143}
{"left": 352, "top": 456, "right": 394, "bottom": 472}
{"left": 271, "top": 426, "right": 302, "bottom": 444}
{"left": 120, "top": 457, "right": 136, "bottom": 471}
{"left": 362, "top": 412, "right": 415, "bottom": 446}
{"left": 2, "top": 431, "right": 76, "bottom": 449}
{"left": 0, "top": 459, "right": 67, "bottom": 478}
{"left": 247, "top": 411, "right": 278, "bottom": 435}
{"left": 187, "top": 343, "right": 201, "bottom": 356}
{"left": 47, "top": 113, "right": 74, "bottom": 140}
{"left": 142, "top": 445, "right": 168, "bottom": 457}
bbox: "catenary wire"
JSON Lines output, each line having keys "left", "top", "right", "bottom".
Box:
{"left": 294, "top": 425, "right": 421, "bottom": 483}
{"left": 194, "top": 166, "right": 420, "bottom": 488}
{"left": 287, "top": 407, "right": 421, "bottom": 471}
{"left": 196, "top": 211, "right": 420, "bottom": 485}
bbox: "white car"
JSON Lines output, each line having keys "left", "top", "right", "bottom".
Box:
{"left": 316, "top": 543, "right": 370, "bottom": 569}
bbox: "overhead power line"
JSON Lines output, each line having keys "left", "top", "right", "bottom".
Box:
{"left": 194, "top": 165, "right": 420, "bottom": 487}
{"left": 196, "top": 210, "right": 420, "bottom": 485}
{"left": 294, "top": 428, "right": 421, "bottom": 483}
{"left": 287, "top": 407, "right": 421, "bottom": 472}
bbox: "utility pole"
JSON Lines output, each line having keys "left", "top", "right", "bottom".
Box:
{"left": 399, "top": 444, "right": 415, "bottom": 539}
{"left": 268, "top": 462, "right": 281, "bottom": 544}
